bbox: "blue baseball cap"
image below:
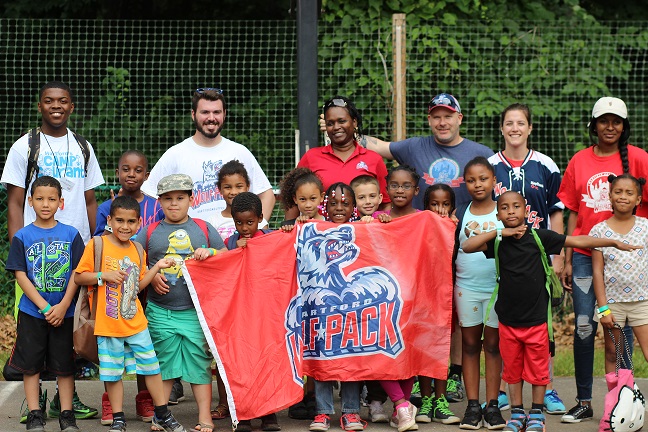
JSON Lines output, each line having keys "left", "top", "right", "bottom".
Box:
{"left": 428, "top": 93, "right": 461, "bottom": 114}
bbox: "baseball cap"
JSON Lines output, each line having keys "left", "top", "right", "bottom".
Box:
{"left": 428, "top": 93, "right": 461, "bottom": 114}
{"left": 157, "top": 174, "right": 194, "bottom": 196}
{"left": 591, "top": 97, "right": 628, "bottom": 119}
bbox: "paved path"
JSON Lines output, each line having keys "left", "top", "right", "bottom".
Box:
{"left": 0, "top": 377, "right": 643, "bottom": 431}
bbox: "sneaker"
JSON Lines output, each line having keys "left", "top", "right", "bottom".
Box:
{"left": 395, "top": 403, "right": 417, "bottom": 432}
{"left": 459, "top": 402, "right": 482, "bottom": 430}
{"left": 59, "top": 409, "right": 80, "bottom": 432}
{"left": 21, "top": 389, "right": 48, "bottom": 424}
{"left": 309, "top": 414, "right": 331, "bottom": 431}
{"left": 261, "top": 413, "right": 281, "bottom": 431}
{"left": 168, "top": 380, "right": 185, "bottom": 405}
{"left": 481, "top": 392, "right": 510, "bottom": 411}
{"left": 561, "top": 403, "right": 593, "bottom": 423}
{"left": 152, "top": 412, "right": 187, "bottom": 432}
{"left": 340, "top": 413, "right": 366, "bottom": 431}
{"left": 101, "top": 392, "right": 113, "bottom": 425}
{"left": 135, "top": 390, "right": 155, "bottom": 422}
{"left": 431, "top": 395, "right": 460, "bottom": 425}
{"left": 50, "top": 390, "right": 99, "bottom": 419}
{"left": 503, "top": 408, "right": 527, "bottom": 432}
{"left": 446, "top": 373, "right": 465, "bottom": 402}
{"left": 288, "top": 400, "right": 309, "bottom": 420}
{"left": 369, "top": 400, "right": 389, "bottom": 423}
{"left": 415, "top": 396, "right": 433, "bottom": 423}
{"left": 410, "top": 381, "right": 422, "bottom": 407}
{"left": 543, "top": 389, "right": 566, "bottom": 414}
{"left": 483, "top": 404, "right": 506, "bottom": 430}
{"left": 26, "top": 410, "right": 46, "bottom": 432}
{"left": 526, "top": 409, "right": 545, "bottom": 431}
{"left": 108, "top": 418, "right": 127, "bottom": 432}
{"left": 389, "top": 411, "right": 419, "bottom": 431}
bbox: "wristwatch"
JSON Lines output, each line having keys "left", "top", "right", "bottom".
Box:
{"left": 97, "top": 271, "right": 104, "bottom": 286}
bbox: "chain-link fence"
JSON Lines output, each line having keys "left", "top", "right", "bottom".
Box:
{"left": 2, "top": 18, "right": 648, "bottom": 314}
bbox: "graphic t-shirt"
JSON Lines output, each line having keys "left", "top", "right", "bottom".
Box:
{"left": 557, "top": 145, "right": 648, "bottom": 255}
{"left": 94, "top": 195, "right": 164, "bottom": 236}
{"left": 456, "top": 204, "right": 503, "bottom": 293}
{"left": 590, "top": 217, "right": 648, "bottom": 303}
{"left": 390, "top": 137, "right": 494, "bottom": 209}
{"left": 1, "top": 130, "right": 104, "bottom": 243}
{"left": 141, "top": 137, "right": 272, "bottom": 219}
{"left": 134, "top": 218, "right": 225, "bottom": 310}
{"left": 6, "top": 222, "right": 85, "bottom": 318}
{"left": 75, "top": 238, "right": 148, "bottom": 337}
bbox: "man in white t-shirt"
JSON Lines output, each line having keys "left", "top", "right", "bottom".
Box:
{"left": 142, "top": 88, "right": 276, "bottom": 221}
{"left": 1, "top": 80, "right": 103, "bottom": 420}
{"left": 2, "top": 81, "right": 104, "bottom": 244}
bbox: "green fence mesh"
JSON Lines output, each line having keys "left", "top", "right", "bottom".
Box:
{"left": 2, "top": 18, "right": 648, "bottom": 314}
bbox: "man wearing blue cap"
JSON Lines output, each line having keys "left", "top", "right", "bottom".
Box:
{"left": 361, "top": 93, "right": 493, "bottom": 209}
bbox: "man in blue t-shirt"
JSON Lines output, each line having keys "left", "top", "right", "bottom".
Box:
{"left": 360, "top": 93, "right": 493, "bottom": 209}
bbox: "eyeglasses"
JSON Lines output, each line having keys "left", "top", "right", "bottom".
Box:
{"left": 195, "top": 88, "right": 223, "bottom": 94}
{"left": 388, "top": 183, "right": 414, "bottom": 191}
{"left": 323, "top": 98, "right": 347, "bottom": 110}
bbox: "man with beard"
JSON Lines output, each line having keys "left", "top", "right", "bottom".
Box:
{"left": 142, "top": 88, "right": 275, "bottom": 220}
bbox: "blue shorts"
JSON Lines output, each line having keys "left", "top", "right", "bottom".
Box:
{"left": 454, "top": 286, "right": 499, "bottom": 328}
{"left": 98, "top": 328, "right": 161, "bottom": 382}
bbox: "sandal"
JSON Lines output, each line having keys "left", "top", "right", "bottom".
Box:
{"left": 211, "top": 403, "right": 230, "bottom": 420}
{"left": 194, "top": 423, "right": 215, "bottom": 432}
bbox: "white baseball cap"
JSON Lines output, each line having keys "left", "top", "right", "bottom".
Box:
{"left": 591, "top": 97, "right": 628, "bottom": 119}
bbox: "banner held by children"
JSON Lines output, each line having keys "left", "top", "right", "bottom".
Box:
{"left": 184, "top": 212, "right": 455, "bottom": 422}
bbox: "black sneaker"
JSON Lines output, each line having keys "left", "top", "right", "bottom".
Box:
{"left": 561, "top": 403, "right": 594, "bottom": 423}
{"left": 59, "top": 410, "right": 80, "bottom": 432}
{"left": 483, "top": 404, "right": 506, "bottom": 430}
{"left": 20, "top": 389, "right": 47, "bottom": 424}
{"left": 152, "top": 412, "right": 187, "bottom": 432}
{"left": 236, "top": 420, "right": 253, "bottom": 432}
{"left": 459, "top": 402, "right": 482, "bottom": 430}
{"left": 26, "top": 410, "right": 46, "bottom": 432}
{"left": 108, "top": 418, "right": 127, "bottom": 432}
{"left": 168, "top": 379, "right": 185, "bottom": 405}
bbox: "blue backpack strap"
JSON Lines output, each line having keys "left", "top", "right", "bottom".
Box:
{"left": 227, "top": 233, "right": 240, "bottom": 250}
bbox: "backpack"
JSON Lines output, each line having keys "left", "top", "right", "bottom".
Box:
{"left": 144, "top": 218, "right": 210, "bottom": 268}
{"left": 24, "top": 127, "right": 90, "bottom": 201}
{"left": 226, "top": 229, "right": 273, "bottom": 250}
{"left": 484, "top": 229, "right": 563, "bottom": 346}
{"left": 72, "top": 236, "right": 144, "bottom": 364}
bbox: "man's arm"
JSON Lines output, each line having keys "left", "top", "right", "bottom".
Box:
{"left": 258, "top": 189, "right": 276, "bottom": 222}
{"left": 85, "top": 189, "right": 98, "bottom": 235}
{"left": 7, "top": 184, "right": 25, "bottom": 243}
{"left": 358, "top": 135, "right": 394, "bottom": 160}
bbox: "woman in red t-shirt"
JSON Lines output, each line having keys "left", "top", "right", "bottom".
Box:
{"left": 557, "top": 97, "right": 648, "bottom": 423}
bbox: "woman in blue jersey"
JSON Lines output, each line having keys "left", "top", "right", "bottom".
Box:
{"left": 487, "top": 103, "right": 566, "bottom": 415}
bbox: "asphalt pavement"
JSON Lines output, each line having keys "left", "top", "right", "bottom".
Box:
{"left": 0, "top": 377, "right": 643, "bottom": 432}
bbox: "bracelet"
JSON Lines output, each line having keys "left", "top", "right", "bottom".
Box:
{"left": 97, "top": 271, "right": 104, "bottom": 286}
{"left": 496, "top": 229, "right": 502, "bottom": 241}
{"left": 208, "top": 248, "right": 218, "bottom": 256}
{"left": 39, "top": 304, "right": 52, "bottom": 314}
{"left": 596, "top": 308, "right": 612, "bottom": 319}
{"left": 597, "top": 305, "right": 609, "bottom": 314}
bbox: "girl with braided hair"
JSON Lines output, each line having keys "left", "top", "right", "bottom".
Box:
{"left": 557, "top": 97, "right": 648, "bottom": 423}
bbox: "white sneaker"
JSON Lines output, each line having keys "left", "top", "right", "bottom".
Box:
{"left": 396, "top": 404, "right": 418, "bottom": 432}
{"left": 369, "top": 401, "right": 388, "bottom": 423}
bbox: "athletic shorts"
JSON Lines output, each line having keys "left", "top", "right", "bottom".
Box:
{"left": 146, "top": 302, "right": 212, "bottom": 384}
{"left": 499, "top": 322, "right": 550, "bottom": 386}
{"left": 9, "top": 311, "right": 75, "bottom": 376}
{"left": 454, "top": 286, "right": 499, "bottom": 328}
{"left": 98, "top": 328, "right": 161, "bottom": 382}
{"left": 594, "top": 301, "right": 648, "bottom": 328}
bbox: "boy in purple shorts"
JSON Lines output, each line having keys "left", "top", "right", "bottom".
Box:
{"left": 6, "top": 176, "right": 85, "bottom": 432}
{"left": 462, "top": 191, "right": 639, "bottom": 432}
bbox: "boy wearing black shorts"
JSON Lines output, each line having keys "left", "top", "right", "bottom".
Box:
{"left": 6, "top": 176, "right": 86, "bottom": 432}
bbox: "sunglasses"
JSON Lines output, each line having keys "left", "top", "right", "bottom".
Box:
{"left": 323, "top": 98, "right": 347, "bottom": 110}
{"left": 195, "top": 88, "right": 223, "bottom": 94}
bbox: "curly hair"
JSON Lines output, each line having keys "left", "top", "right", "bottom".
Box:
{"left": 110, "top": 195, "right": 141, "bottom": 218}
{"left": 30, "top": 175, "right": 62, "bottom": 198}
{"left": 386, "top": 164, "right": 421, "bottom": 184}
{"left": 217, "top": 160, "right": 250, "bottom": 190}
{"left": 231, "top": 192, "right": 262, "bottom": 218}
{"left": 279, "top": 167, "right": 324, "bottom": 211}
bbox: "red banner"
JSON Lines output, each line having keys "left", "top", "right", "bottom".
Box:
{"left": 184, "top": 212, "right": 454, "bottom": 422}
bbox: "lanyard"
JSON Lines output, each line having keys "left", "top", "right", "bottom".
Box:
{"left": 42, "top": 132, "right": 70, "bottom": 178}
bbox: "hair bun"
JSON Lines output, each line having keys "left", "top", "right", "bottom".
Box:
{"left": 639, "top": 177, "right": 647, "bottom": 186}
{"left": 607, "top": 174, "right": 617, "bottom": 182}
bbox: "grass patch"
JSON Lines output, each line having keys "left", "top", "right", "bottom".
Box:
{"left": 553, "top": 347, "right": 648, "bottom": 378}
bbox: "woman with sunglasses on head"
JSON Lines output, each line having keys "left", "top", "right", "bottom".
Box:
{"left": 557, "top": 97, "right": 648, "bottom": 424}
{"left": 297, "top": 96, "right": 390, "bottom": 214}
